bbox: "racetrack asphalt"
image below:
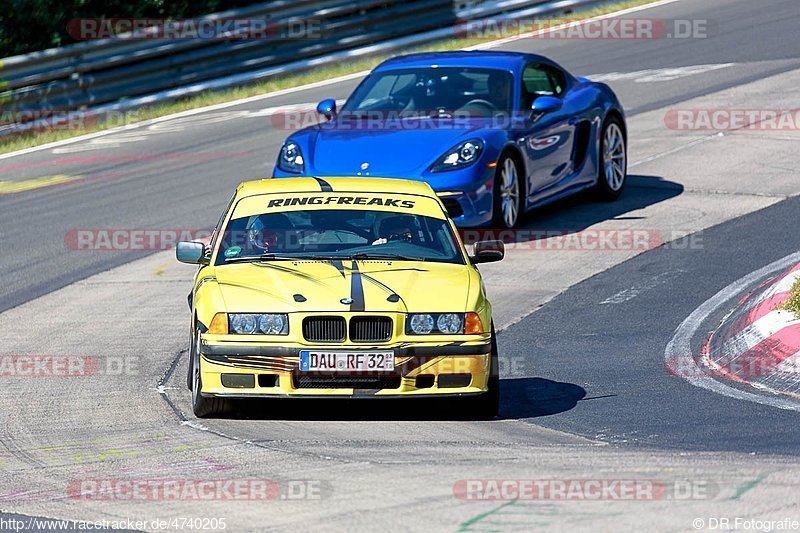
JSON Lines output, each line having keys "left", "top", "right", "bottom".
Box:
{"left": 501, "top": 194, "right": 800, "bottom": 455}
{"left": 3, "top": 0, "right": 800, "bottom": 530}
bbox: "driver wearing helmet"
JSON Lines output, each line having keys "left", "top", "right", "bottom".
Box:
{"left": 372, "top": 215, "right": 417, "bottom": 246}
{"left": 247, "top": 213, "right": 295, "bottom": 253}
{"left": 487, "top": 71, "right": 511, "bottom": 112}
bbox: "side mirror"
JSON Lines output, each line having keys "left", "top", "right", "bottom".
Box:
{"left": 530, "top": 96, "right": 562, "bottom": 120}
{"left": 316, "top": 99, "right": 337, "bottom": 120}
{"left": 470, "top": 240, "right": 504, "bottom": 264}
{"left": 176, "top": 241, "right": 207, "bottom": 265}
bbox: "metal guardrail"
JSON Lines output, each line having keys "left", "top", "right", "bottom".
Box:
{"left": 0, "top": 0, "right": 602, "bottom": 135}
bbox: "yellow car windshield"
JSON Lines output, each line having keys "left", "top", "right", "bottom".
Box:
{"left": 214, "top": 209, "right": 463, "bottom": 265}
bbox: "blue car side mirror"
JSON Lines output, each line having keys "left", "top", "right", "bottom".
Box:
{"left": 530, "top": 96, "right": 562, "bottom": 120}
{"left": 317, "top": 99, "right": 337, "bottom": 120}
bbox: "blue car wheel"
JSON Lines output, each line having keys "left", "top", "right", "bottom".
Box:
{"left": 492, "top": 152, "right": 524, "bottom": 228}
{"left": 594, "top": 116, "right": 627, "bottom": 200}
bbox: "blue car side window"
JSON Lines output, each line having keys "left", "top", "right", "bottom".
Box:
{"left": 522, "top": 64, "right": 565, "bottom": 109}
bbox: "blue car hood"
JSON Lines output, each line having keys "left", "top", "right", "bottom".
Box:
{"left": 308, "top": 120, "right": 485, "bottom": 176}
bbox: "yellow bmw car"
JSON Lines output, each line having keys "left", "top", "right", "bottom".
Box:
{"left": 176, "top": 177, "right": 504, "bottom": 417}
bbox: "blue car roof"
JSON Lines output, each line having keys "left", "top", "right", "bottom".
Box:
{"left": 374, "top": 51, "right": 556, "bottom": 73}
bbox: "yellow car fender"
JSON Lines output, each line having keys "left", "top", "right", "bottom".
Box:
{"left": 193, "top": 267, "right": 225, "bottom": 330}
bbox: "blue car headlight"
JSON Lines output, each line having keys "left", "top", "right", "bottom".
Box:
{"left": 277, "top": 141, "right": 305, "bottom": 173}
{"left": 429, "top": 139, "right": 483, "bottom": 173}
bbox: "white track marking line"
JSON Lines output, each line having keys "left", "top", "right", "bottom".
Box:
{"left": 471, "top": 0, "right": 682, "bottom": 50}
{"left": 666, "top": 251, "right": 800, "bottom": 411}
{"left": 243, "top": 103, "right": 316, "bottom": 117}
{"left": 0, "top": 0, "right": 681, "bottom": 162}
{"left": 180, "top": 420, "right": 210, "bottom": 431}
{"left": 590, "top": 64, "right": 734, "bottom": 83}
{"left": 48, "top": 104, "right": 329, "bottom": 153}
{"left": 600, "top": 269, "right": 685, "bottom": 304}
{"left": 52, "top": 131, "right": 154, "bottom": 154}
{"left": 629, "top": 132, "right": 723, "bottom": 169}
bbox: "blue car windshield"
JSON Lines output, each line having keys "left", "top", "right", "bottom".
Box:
{"left": 215, "top": 209, "right": 464, "bottom": 265}
{"left": 340, "top": 67, "right": 514, "bottom": 118}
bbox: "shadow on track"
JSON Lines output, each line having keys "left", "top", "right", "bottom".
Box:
{"left": 492, "top": 175, "right": 684, "bottom": 243}
{"left": 499, "top": 377, "right": 587, "bottom": 419}
{"left": 215, "top": 377, "right": 586, "bottom": 422}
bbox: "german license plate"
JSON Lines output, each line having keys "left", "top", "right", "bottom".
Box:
{"left": 299, "top": 350, "right": 394, "bottom": 372}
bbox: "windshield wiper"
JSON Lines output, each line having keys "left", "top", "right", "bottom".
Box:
{"left": 225, "top": 254, "right": 302, "bottom": 263}
{"left": 226, "top": 253, "right": 351, "bottom": 263}
{"left": 226, "top": 253, "right": 419, "bottom": 263}
{"left": 350, "top": 253, "right": 418, "bottom": 261}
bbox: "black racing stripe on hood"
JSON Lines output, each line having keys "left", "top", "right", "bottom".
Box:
{"left": 360, "top": 273, "right": 395, "bottom": 295}
{"left": 331, "top": 259, "right": 346, "bottom": 278}
{"left": 349, "top": 261, "right": 365, "bottom": 312}
{"left": 314, "top": 177, "right": 333, "bottom": 192}
{"left": 358, "top": 267, "right": 428, "bottom": 273}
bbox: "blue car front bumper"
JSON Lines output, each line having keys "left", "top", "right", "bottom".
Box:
{"left": 272, "top": 164, "right": 497, "bottom": 227}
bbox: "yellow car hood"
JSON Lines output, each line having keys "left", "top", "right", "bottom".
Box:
{"left": 213, "top": 260, "right": 471, "bottom": 313}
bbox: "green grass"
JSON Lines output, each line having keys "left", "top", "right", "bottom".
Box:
{"left": 0, "top": 0, "right": 658, "bottom": 155}
{"left": 783, "top": 276, "right": 800, "bottom": 319}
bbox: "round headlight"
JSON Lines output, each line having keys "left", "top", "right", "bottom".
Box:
{"left": 230, "top": 314, "right": 257, "bottom": 334}
{"left": 459, "top": 142, "right": 479, "bottom": 162}
{"left": 430, "top": 139, "right": 483, "bottom": 173}
{"left": 436, "top": 313, "right": 463, "bottom": 334}
{"left": 283, "top": 143, "right": 304, "bottom": 165}
{"left": 409, "top": 314, "right": 434, "bottom": 334}
{"left": 259, "top": 314, "right": 286, "bottom": 335}
{"left": 279, "top": 142, "right": 305, "bottom": 173}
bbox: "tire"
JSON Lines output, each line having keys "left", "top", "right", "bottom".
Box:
{"left": 472, "top": 325, "right": 500, "bottom": 419}
{"left": 492, "top": 153, "right": 524, "bottom": 229}
{"left": 594, "top": 116, "right": 627, "bottom": 200}
{"left": 190, "top": 326, "right": 232, "bottom": 418}
{"left": 187, "top": 326, "right": 195, "bottom": 391}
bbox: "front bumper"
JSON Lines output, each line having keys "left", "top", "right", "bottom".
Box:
{"left": 272, "top": 164, "right": 496, "bottom": 227}
{"left": 198, "top": 339, "right": 491, "bottom": 398}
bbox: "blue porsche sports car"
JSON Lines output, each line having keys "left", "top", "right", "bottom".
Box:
{"left": 273, "top": 51, "right": 627, "bottom": 228}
